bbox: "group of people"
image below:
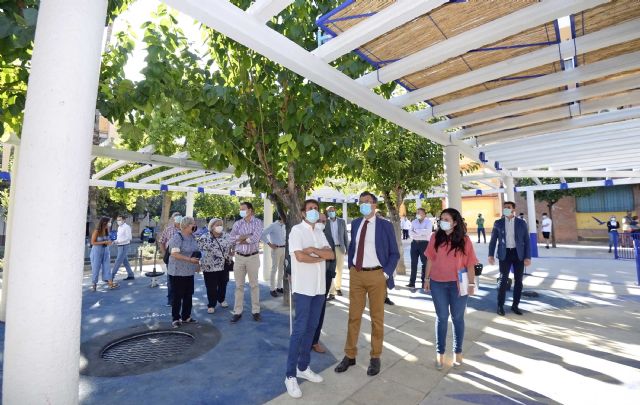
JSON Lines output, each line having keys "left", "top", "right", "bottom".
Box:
{"left": 88, "top": 214, "right": 136, "bottom": 291}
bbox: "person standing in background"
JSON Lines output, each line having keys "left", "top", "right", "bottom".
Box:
{"left": 261, "top": 214, "right": 287, "bottom": 297}
{"left": 541, "top": 213, "right": 552, "bottom": 249}
{"left": 327, "top": 205, "right": 349, "bottom": 299}
{"left": 606, "top": 216, "right": 620, "bottom": 253}
{"left": 407, "top": 208, "right": 432, "bottom": 288}
{"left": 111, "top": 214, "right": 134, "bottom": 282}
{"left": 475, "top": 213, "right": 486, "bottom": 244}
{"left": 401, "top": 216, "right": 411, "bottom": 240}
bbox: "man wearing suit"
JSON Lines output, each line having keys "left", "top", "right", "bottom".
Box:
{"left": 488, "top": 201, "right": 532, "bottom": 316}
{"left": 311, "top": 213, "right": 336, "bottom": 353}
{"left": 334, "top": 191, "right": 400, "bottom": 377}
{"left": 326, "top": 205, "right": 349, "bottom": 299}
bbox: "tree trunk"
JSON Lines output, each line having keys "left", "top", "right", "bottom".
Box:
{"left": 159, "top": 191, "right": 172, "bottom": 231}
{"left": 279, "top": 189, "right": 303, "bottom": 307}
{"left": 383, "top": 189, "right": 406, "bottom": 275}
{"left": 548, "top": 202, "right": 557, "bottom": 248}
{"left": 87, "top": 110, "right": 101, "bottom": 235}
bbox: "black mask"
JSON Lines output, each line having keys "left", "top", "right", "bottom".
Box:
{"left": 192, "top": 225, "right": 197, "bottom": 232}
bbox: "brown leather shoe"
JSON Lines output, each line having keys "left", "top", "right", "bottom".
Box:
{"left": 312, "top": 343, "right": 326, "bottom": 353}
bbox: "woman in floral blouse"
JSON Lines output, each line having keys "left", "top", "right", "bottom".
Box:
{"left": 197, "top": 218, "right": 233, "bottom": 313}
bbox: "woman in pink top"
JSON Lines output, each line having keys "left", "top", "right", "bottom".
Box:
{"left": 424, "top": 208, "right": 477, "bottom": 370}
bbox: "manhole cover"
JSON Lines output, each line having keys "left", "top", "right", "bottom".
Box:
{"left": 101, "top": 331, "right": 195, "bottom": 365}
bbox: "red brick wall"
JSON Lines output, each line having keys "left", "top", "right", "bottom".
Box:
{"left": 514, "top": 193, "right": 578, "bottom": 243}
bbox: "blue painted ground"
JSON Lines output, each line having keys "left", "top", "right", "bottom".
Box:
{"left": 0, "top": 271, "right": 337, "bottom": 405}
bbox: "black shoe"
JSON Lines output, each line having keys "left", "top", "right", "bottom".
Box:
{"left": 367, "top": 358, "right": 381, "bottom": 376}
{"left": 276, "top": 288, "right": 284, "bottom": 294}
{"left": 497, "top": 306, "right": 505, "bottom": 316}
{"left": 183, "top": 317, "right": 198, "bottom": 324}
{"left": 608, "top": 249, "right": 612, "bottom": 253}
{"left": 511, "top": 306, "right": 523, "bottom": 315}
{"left": 270, "top": 290, "right": 278, "bottom": 297}
{"left": 384, "top": 297, "right": 395, "bottom": 305}
{"left": 252, "top": 313, "right": 261, "bottom": 322}
{"left": 230, "top": 314, "right": 242, "bottom": 323}
{"left": 406, "top": 283, "right": 415, "bottom": 288}
{"left": 334, "top": 356, "right": 356, "bottom": 373}
{"left": 326, "top": 294, "right": 335, "bottom": 301}
{"left": 336, "top": 290, "right": 343, "bottom": 296}
{"left": 546, "top": 245, "right": 550, "bottom": 249}
{"left": 123, "top": 276, "right": 135, "bottom": 280}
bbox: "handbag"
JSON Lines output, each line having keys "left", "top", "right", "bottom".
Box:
{"left": 213, "top": 234, "right": 234, "bottom": 272}
{"left": 474, "top": 263, "right": 483, "bottom": 276}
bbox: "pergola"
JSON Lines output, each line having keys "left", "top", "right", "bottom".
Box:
{"left": 2, "top": 0, "right": 639, "bottom": 403}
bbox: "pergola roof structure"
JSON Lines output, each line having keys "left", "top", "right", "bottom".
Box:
{"left": 163, "top": 0, "right": 640, "bottom": 182}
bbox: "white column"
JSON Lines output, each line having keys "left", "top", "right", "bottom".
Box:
{"left": 415, "top": 196, "right": 422, "bottom": 209}
{"left": 0, "top": 141, "right": 19, "bottom": 322}
{"left": 2, "top": 1, "right": 108, "bottom": 404}
{"left": 262, "top": 197, "right": 273, "bottom": 282}
{"left": 504, "top": 176, "right": 515, "bottom": 201}
{"left": 342, "top": 201, "right": 348, "bottom": 221}
{"left": 526, "top": 189, "right": 539, "bottom": 258}
{"left": 444, "top": 144, "right": 462, "bottom": 211}
{"left": 185, "top": 191, "right": 195, "bottom": 217}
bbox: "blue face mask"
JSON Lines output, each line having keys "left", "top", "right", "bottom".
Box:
{"left": 503, "top": 208, "right": 512, "bottom": 216}
{"left": 328, "top": 211, "right": 336, "bottom": 219}
{"left": 239, "top": 210, "right": 247, "bottom": 218}
{"left": 360, "top": 203, "right": 372, "bottom": 217}
{"left": 306, "top": 209, "right": 319, "bottom": 224}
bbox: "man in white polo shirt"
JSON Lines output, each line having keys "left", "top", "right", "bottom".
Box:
{"left": 284, "top": 199, "right": 335, "bottom": 399}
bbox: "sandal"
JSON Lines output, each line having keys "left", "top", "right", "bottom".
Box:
{"left": 109, "top": 283, "right": 119, "bottom": 289}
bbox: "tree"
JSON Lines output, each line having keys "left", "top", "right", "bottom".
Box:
{"left": 359, "top": 119, "right": 444, "bottom": 274}
{"left": 518, "top": 177, "right": 596, "bottom": 248}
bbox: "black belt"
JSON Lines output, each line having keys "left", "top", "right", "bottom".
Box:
{"left": 237, "top": 252, "right": 259, "bottom": 257}
{"left": 350, "top": 266, "right": 383, "bottom": 272}
{"left": 276, "top": 245, "right": 286, "bottom": 248}
{"left": 506, "top": 248, "right": 517, "bottom": 250}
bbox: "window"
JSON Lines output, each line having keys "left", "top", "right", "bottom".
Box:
{"left": 576, "top": 185, "right": 634, "bottom": 212}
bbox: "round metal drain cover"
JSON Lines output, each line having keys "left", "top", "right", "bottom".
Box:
{"left": 101, "top": 331, "right": 195, "bottom": 365}
{"left": 81, "top": 323, "right": 220, "bottom": 377}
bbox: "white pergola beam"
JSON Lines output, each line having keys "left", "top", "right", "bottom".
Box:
{"left": 515, "top": 177, "right": 640, "bottom": 192}
{"left": 180, "top": 172, "right": 230, "bottom": 187}
{"left": 91, "top": 145, "right": 155, "bottom": 179}
{"left": 161, "top": 169, "right": 208, "bottom": 185}
{"left": 91, "top": 146, "right": 208, "bottom": 171}
{"left": 508, "top": 170, "right": 640, "bottom": 179}
{"left": 313, "top": 0, "right": 447, "bottom": 63}
{"left": 395, "top": 18, "right": 640, "bottom": 108}
{"left": 199, "top": 175, "right": 247, "bottom": 189}
{"left": 475, "top": 102, "right": 640, "bottom": 144}
{"left": 246, "top": 0, "right": 293, "bottom": 24}
{"left": 500, "top": 148, "right": 640, "bottom": 169}
{"left": 90, "top": 179, "right": 254, "bottom": 197}
{"left": 356, "top": 0, "right": 608, "bottom": 88}
{"left": 448, "top": 73, "right": 640, "bottom": 134}
{"left": 162, "top": 0, "right": 505, "bottom": 174}
{"left": 138, "top": 167, "right": 186, "bottom": 184}
{"left": 426, "top": 50, "right": 640, "bottom": 119}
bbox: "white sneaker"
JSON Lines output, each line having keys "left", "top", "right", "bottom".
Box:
{"left": 207, "top": 307, "right": 215, "bottom": 314}
{"left": 297, "top": 367, "right": 323, "bottom": 383}
{"left": 220, "top": 301, "right": 229, "bottom": 308}
{"left": 284, "top": 377, "right": 302, "bottom": 398}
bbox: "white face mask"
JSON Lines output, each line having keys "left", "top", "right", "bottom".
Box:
{"left": 439, "top": 220, "right": 452, "bottom": 231}
{"left": 316, "top": 223, "right": 325, "bottom": 231}
{"left": 117, "top": 220, "right": 124, "bottom": 226}
{"left": 417, "top": 214, "right": 424, "bottom": 220}
{"left": 214, "top": 225, "right": 224, "bottom": 234}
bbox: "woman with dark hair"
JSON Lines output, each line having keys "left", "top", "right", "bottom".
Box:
{"left": 90, "top": 216, "right": 118, "bottom": 291}
{"left": 424, "top": 208, "right": 477, "bottom": 370}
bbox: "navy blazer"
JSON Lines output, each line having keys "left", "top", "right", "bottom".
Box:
{"left": 348, "top": 216, "right": 400, "bottom": 289}
{"left": 488, "top": 217, "right": 531, "bottom": 261}
{"left": 322, "top": 223, "right": 337, "bottom": 278}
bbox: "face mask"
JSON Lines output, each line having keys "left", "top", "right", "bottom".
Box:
{"left": 239, "top": 210, "right": 247, "bottom": 218}
{"left": 360, "top": 203, "right": 372, "bottom": 216}
{"left": 117, "top": 220, "right": 124, "bottom": 226}
{"left": 439, "top": 220, "right": 452, "bottom": 231}
{"left": 417, "top": 214, "right": 424, "bottom": 220}
{"left": 542, "top": 215, "right": 548, "bottom": 219}
{"left": 611, "top": 217, "right": 616, "bottom": 221}
{"left": 328, "top": 211, "right": 336, "bottom": 219}
{"left": 502, "top": 208, "right": 512, "bottom": 216}
{"left": 305, "top": 209, "right": 319, "bottom": 224}
{"left": 316, "top": 223, "right": 325, "bottom": 231}
{"left": 214, "top": 225, "right": 224, "bottom": 233}
{"left": 107, "top": 222, "right": 112, "bottom": 228}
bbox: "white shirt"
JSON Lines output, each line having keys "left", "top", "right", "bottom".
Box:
{"left": 541, "top": 217, "right": 552, "bottom": 232}
{"left": 353, "top": 216, "right": 382, "bottom": 268}
{"left": 401, "top": 218, "right": 412, "bottom": 230}
{"left": 505, "top": 217, "right": 516, "bottom": 248}
{"left": 289, "top": 221, "right": 330, "bottom": 296}
{"left": 330, "top": 218, "right": 340, "bottom": 245}
{"left": 115, "top": 222, "right": 132, "bottom": 245}
{"left": 410, "top": 218, "right": 433, "bottom": 241}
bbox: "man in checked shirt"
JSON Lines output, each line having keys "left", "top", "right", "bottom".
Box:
{"left": 229, "top": 201, "right": 264, "bottom": 323}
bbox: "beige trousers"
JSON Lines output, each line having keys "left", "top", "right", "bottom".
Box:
{"left": 270, "top": 247, "right": 285, "bottom": 291}
{"left": 329, "top": 247, "right": 346, "bottom": 294}
{"left": 233, "top": 254, "right": 261, "bottom": 315}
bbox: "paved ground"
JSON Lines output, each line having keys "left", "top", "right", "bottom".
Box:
{"left": 0, "top": 240, "right": 639, "bottom": 404}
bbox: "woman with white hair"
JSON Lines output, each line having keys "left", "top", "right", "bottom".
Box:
{"left": 167, "top": 216, "right": 201, "bottom": 328}
{"left": 197, "top": 218, "right": 233, "bottom": 313}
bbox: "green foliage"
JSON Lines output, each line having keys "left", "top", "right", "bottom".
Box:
{"left": 194, "top": 194, "right": 264, "bottom": 220}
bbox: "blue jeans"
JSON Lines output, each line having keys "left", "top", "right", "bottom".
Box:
{"left": 90, "top": 246, "right": 111, "bottom": 284}
{"left": 286, "top": 293, "right": 324, "bottom": 378}
{"left": 608, "top": 231, "right": 616, "bottom": 249}
{"left": 111, "top": 244, "right": 134, "bottom": 278}
{"left": 430, "top": 280, "right": 468, "bottom": 354}
{"left": 477, "top": 228, "right": 486, "bottom": 243}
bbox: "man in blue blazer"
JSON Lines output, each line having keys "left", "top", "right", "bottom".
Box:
{"left": 334, "top": 191, "right": 399, "bottom": 377}
{"left": 488, "top": 201, "right": 532, "bottom": 316}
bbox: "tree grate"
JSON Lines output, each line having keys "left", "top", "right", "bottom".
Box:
{"left": 100, "top": 331, "right": 195, "bottom": 365}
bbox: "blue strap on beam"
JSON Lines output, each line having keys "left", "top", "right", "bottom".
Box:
{"left": 479, "top": 152, "right": 488, "bottom": 163}
{"left": 333, "top": 199, "right": 337, "bottom": 203}
{"left": 160, "top": 184, "right": 168, "bottom": 191}
{"left": 230, "top": 190, "right": 236, "bottom": 196}
{"left": 0, "top": 171, "right": 10, "bottom": 181}
{"left": 560, "top": 183, "right": 569, "bottom": 190}
{"left": 604, "top": 179, "right": 614, "bottom": 187}
{"left": 197, "top": 187, "right": 204, "bottom": 193}
{"left": 494, "top": 161, "right": 502, "bottom": 170}
{"left": 475, "top": 190, "right": 482, "bottom": 196}
{"left": 419, "top": 193, "right": 424, "bottom": 199}
{"left": 115, "top": 181, "right": 125, "bottom": 189}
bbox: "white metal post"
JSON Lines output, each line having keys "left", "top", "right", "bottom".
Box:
{"left": 185, "top": 191, "right": 195, "bottom": 217}
{"left": 0, "top": 140, "right": 19, "bottom": 322}
{"left": 262, "top": 196, "right": 273, "bottom": 282}
{"left": 505, "top": 176, "right": 515, "bottom": 201}
{"left": 526, "top": 190, "right": 539, "bottom": 258}
{"left": 415, "top": 196, "right": 422, "bottom": 209}
{"left": 2, "top": 1, "right": 108, "bottom": 404}
{"left": 445, "top": 145, "right": 462, "bottom": 211}
{"left": 342, "top": 201, "right": 348, "bottom": 222}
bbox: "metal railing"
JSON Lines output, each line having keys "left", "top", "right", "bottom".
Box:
{"left": 613, "top": 232, "right": 640, "bottom": 260}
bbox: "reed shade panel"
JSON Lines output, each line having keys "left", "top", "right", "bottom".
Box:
{"left": 573, "top": 0, "right": 640, "bottom": 38}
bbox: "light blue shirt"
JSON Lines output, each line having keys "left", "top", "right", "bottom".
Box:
{"left": 260, "top": 220, "right": 286, "bottom": 246}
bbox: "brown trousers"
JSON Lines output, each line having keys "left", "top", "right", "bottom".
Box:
{"left": 344, "top": 268, "right": 387, "bottom": 359}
